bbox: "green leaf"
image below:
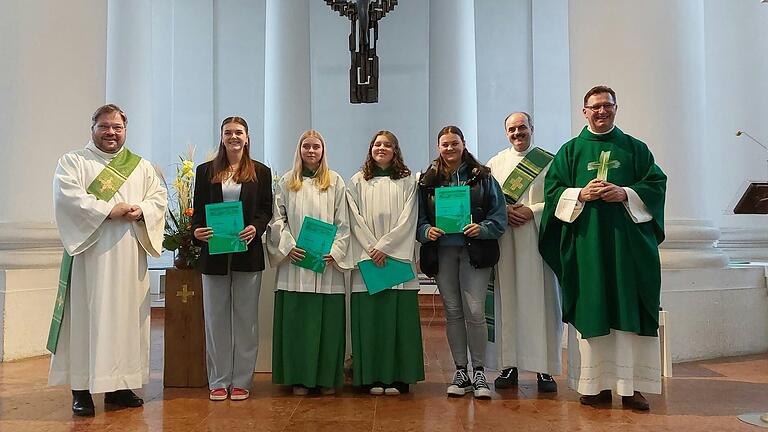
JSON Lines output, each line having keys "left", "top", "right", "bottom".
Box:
{"left": 163, "top": 236, "right": 180, "bottom": 251}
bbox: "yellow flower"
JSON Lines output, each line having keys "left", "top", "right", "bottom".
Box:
{"left": 181, "top": 160, "right": 194, "bottom": 174}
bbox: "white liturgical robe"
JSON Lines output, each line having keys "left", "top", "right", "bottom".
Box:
{"left": 266, "top": 170, "right": 350, "bottom": 294}
{"left": 346, "top": 172, "right": 419, "bottom": 293}
{"left": 49, "top": 142, "right": 167, "bottom": 393}
{"left": 485, "top": 146, "right": 563, "bottom": 375}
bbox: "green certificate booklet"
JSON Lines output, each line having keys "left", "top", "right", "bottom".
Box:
{"left": 294, "top": 216, "right": 338, "bottom": 273}
{"left": 435, "top": 185, "right": 471, "bottom": 234}
{"left": 205, "top": 201, "right": 247, "bottom": 255}
{"left": 358, "top": 258, "right": 416, "bottom": 295}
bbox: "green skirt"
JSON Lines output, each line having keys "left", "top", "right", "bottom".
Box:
{"left": 272, "top": 290, "right": 346, "bottom": 388}
{"left": 351, "top": 290, "right": 425, "bottom": 386}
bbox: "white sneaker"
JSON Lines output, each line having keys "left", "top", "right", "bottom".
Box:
{"left": 446, "top": 369, "right": 472, "bottom": 397}
{"left": 384, "top": 387, "right": 401, "bottom": 396}
{"left": 369, "top": 386, "right": 384, "bottom": 395}
{"left": 292, "top": 385, "right": 309, "bottom": 396}
{"left": 472, "top": 370, "right": 492, "bottom": 399}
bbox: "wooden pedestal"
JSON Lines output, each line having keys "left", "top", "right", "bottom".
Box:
{"left": 163, "top": 268, "right": 208, "bottom": 387}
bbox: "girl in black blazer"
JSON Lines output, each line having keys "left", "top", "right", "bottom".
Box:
{"left": 191, "top": 116, "right": 272, "bottom": 401}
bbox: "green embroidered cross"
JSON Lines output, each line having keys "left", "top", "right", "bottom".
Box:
{"left": 587, "top": 151, "right": 621, "bottom": 181}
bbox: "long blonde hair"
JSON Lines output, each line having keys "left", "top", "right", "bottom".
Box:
{"left": 288, "top": 130, "right": 331, "bottom": 192}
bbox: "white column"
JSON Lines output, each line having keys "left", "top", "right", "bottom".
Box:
{"left": 428, "top": 0, "right": 479, "bottom": 158}
{"left": 531, "top": 0, "right": 572, "bottom": 155}
{"left": 0, "top": 0, "right": 107, "bottom": 360}
{"left": 473, "top": 0, "right": 532, "bottom": 162}
{"left": 214, "top": 0, "right": 268, "bottom": 162}
{"left": 171, "top": 0, "right": 215, "bottom": 168}
{"left": 568, "top": 0, "right": 727, "bottom": 270}
{"left": 263, "top": 0, "right": 312, "bottom": 175}
{"left": 106, "top": 0, "right": 153, "bottom": 159}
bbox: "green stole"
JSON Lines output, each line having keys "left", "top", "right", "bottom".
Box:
{"left": 47, "top": 148, "right": 142, "bottom": 353}
{"left": 500, "top": 147, "right": 554, "bottom": 204}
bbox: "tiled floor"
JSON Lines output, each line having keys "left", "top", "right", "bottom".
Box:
{"left": 1, "top": 310, "right": 766, "bottom": 431}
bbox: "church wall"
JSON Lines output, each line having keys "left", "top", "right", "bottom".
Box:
{"left": 702, "top": 0, "right": 768, "bottom": 230}
{"left": 146, "top": 0, "right": 267, "bottom": 176}
{"left": 307, "top": 0, "right": 430, "bottom": 179}
{"left": 0, "top": 0, "right": 107, "bottom": 224}
{"left": 474, "top": 0, "right": 534, "bottom": 162}
{"left": 0, "top": 0, "right": 107, "bottom": 360}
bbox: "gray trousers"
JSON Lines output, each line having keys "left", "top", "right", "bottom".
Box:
{"left": 435, "top": 246, "right": 490, "bottom": 369}
{"left": 201, "top": 270, "right": 262, "bottom": 390}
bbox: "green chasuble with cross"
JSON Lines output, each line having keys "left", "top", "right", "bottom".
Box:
{"left": 538, "top": 126, "right": 666, "bottom": 339}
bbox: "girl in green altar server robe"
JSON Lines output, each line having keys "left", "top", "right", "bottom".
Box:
{"left": 346, "top": 130, "right": 425, "bottom": 395}
{"left": 266, "top": 129, "right": 351, "bottom": 396}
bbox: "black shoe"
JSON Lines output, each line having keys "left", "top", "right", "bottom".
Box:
{"left": 392, "top": 381, "right": 410, "bottom": 394}
{"left": 472, "top": 370, "right": 492, "bottom": 399}
{"left": 104, "top": 389, "right": 144, "bottom": 407}
{"left": 580, "top": 389, "right": 612, "bottom": 406}
{"left": 494, "top": 367, "right": 518, "bottom": 389}
{"left": 537, "top": 373, "right": 557, "bottom": 393}
{"left": 622, "top": 392, "right": 650, "bottom": 411}
{"left": 72, "top": 390, "right": 95, "bottom": 417}
{"left": 446, "top": 369, "right": 473, "bottom": 397}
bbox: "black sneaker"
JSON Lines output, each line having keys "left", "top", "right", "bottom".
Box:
{"left": 446, "top": 369, "right": 472, "bottom": 397}
{"left": 472, "top": 370, "right": 492, "bottom": 399}
{"left": 537, "top": 373, "right": 557, "bottom": 393}
{"left": 494, "top": 367, "right": 518, "bottom": 389}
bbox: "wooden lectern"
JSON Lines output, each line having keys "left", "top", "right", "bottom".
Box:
{"left": 163, "top": 268, "right": 208, "bottom": 387}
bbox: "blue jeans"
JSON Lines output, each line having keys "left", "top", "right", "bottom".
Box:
{"left": 435, "top": 246, "right": 490, "bottom": 369}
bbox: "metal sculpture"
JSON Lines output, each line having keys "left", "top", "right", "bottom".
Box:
{"left": 324, "top": 0, "right": 398, "bottom": 103}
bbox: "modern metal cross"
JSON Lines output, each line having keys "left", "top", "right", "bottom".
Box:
{"left": 323, "top": 0, "right": 398, "bottom": 103}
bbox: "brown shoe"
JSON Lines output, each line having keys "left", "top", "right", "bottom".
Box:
{"left": 579, "top": 389, "right": 612, "bottom": 406}
{"left": 622, "top": 392, "right": 649, "bottom": 411}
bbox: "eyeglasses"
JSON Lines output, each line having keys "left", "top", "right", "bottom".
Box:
{"left": 95, "top": 124, "right": 125, "bottom": 132}
{"left": 584, "top": 103, "right": 616, "bottom": 112}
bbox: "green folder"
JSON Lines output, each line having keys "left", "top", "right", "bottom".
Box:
{"left": 358, "top": 258, "right": 416, "bottom": 295}
{"left": 435, "top": 185, "right": 471, "bottom": 234}
{"left": 294, "top": 216, "right": 337, "bottom": 273}
{"left": 205, "top": 201, "right": 247, "bottom": 255}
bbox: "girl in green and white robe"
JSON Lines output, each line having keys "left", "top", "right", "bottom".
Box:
{"left": 267, "top": 130, "right": 351, "bottom": 395}
{"left": 346, "top": 130, "right": 425, "bottom": 395}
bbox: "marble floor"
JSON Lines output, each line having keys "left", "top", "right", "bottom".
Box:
{"left": 1, "top": 310, "right": 766, "bottom": 431}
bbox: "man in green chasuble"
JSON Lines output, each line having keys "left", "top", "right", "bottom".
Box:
{"left": 539, "top": 86, "right": 667, "bottom": 411}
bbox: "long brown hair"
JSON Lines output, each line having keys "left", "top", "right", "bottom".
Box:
{"left": 211, "top": 116, "right": 257, "bottom": 184}
{"left": 288, "top": 130, "right": 331, "bottom": 192}
{"left": 421, "top": 125, "right": 489, "bottom": 188}
{"left": 361, "top": 130, "right": 411, "bottom": 181}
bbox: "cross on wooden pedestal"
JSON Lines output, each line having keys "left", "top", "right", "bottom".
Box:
{"left": 176, "top": 284, "right": 195, "bottom": 304}
{"left": 587, "top": 151, "right": 621, "bottom": 181}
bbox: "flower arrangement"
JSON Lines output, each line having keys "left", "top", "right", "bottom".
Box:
{"left": 159, "top": 149, "right": 200, "bottom": 268}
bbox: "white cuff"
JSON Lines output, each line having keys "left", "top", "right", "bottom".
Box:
{"left": 622, "top": 187, "right": 653, "bottom": 223}
{"left": 555, "top": 188, "right": 584, "bottom": 223}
